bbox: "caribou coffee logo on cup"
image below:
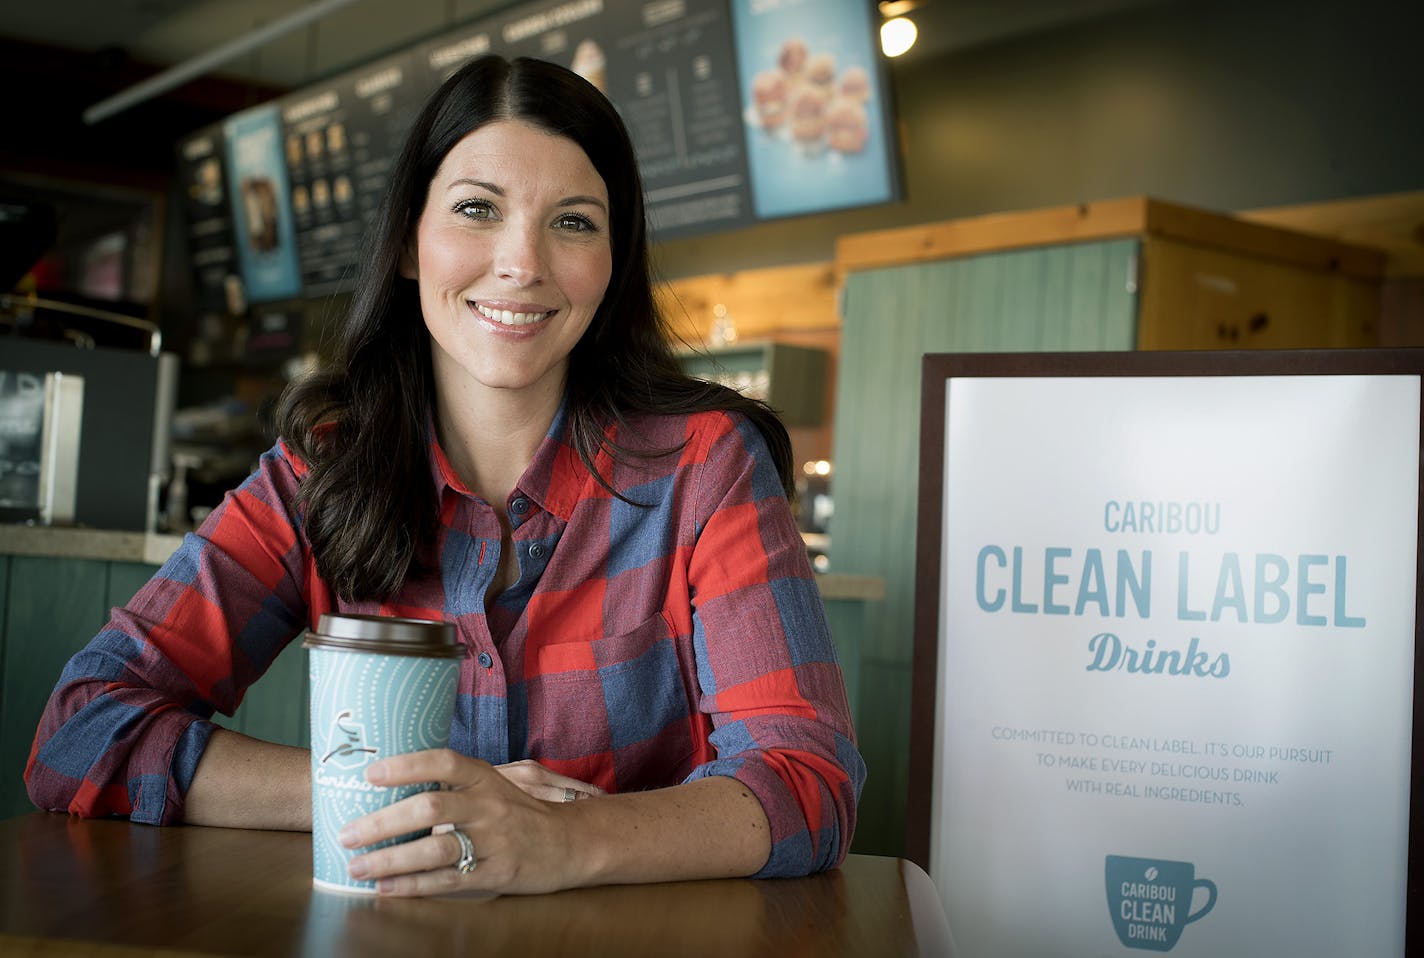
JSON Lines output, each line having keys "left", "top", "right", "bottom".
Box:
{"left": 320, "top": 710, "right": 378, "bottom": 770}
{"left": 1105, "top": 855, "right": 1217, "bottom": 951}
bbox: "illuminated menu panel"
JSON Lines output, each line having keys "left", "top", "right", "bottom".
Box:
{"left": 177, "top": 0, "right": 900, "bottom": 304}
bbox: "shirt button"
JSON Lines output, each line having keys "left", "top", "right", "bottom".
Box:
{"left": 528, "top": 542, "right": 544, "bottom": 559}
{"left": 477, "top": 651, "right": 493, "bottom": 669}
{"left": 511, "top": 497, "right": 530, "bottom": 515}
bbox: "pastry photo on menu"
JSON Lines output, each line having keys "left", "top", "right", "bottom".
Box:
{"left": 240, "top": 176, "right": 280, "bottom": 252}
{"left": 570, "top": 39, "right": 607, "bottom": 94}
{"left": 745, "top": 36, "right": 873, "bottom": 157}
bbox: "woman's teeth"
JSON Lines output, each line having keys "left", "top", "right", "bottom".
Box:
{"left": 476, "top": 303, "right": 550, "bottom": 326}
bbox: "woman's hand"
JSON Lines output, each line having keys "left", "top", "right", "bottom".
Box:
{"left": 338, "top": 748, "right": 771, "bottom": 896}
{"left": 337, "top": 749, "right": 598, "bottom": 896}
{"left": 494, "top": 758, "right": 603, "bottom": 804}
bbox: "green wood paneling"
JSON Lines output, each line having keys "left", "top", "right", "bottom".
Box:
{"left": 850, "top": 658, "right": 913, "bottom": 858}
{"left": 0, "top": 556, "right": 110, "bottom": 818}
{"left": 822, "top": 600, "right": 864, "bottom": 722}
{"left": 230, "top": 639, "right": 310, "bottom": 749}
{"left": 832, "top": 239, "right": 1139, "bottom": 855}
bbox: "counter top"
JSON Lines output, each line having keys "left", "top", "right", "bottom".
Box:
{"left": 0, "top": 813, "right": 954, "bottom": 958}
{"left": 0, "top": 525, "right": 884, "bottom": 601}
{"left": 0, "top": 524, "right": 184, "bottom": 567}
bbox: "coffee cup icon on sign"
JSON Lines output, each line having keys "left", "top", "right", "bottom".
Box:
{"left": 1105, "top": 855, "right": 1217, "bottom": 951}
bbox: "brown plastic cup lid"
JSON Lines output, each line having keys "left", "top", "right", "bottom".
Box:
{"left": 304, "top": 613, "right": 464, "bottom": 658}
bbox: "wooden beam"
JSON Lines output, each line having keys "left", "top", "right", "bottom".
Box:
{"left": 835, "top": 198, "right": 1151, "bottom": 274}
{"left": 836, "top": 196, "right": 1386, "bottom": 280}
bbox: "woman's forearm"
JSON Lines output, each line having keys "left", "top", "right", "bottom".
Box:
{"left": 182, "top": 728, "right": 311, "bottom": 830}
{"left": 564, "top": 774, "right": 771, "bottom": 886}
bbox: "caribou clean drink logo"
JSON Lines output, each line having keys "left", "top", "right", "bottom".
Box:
{"left": 1105, "top": 855, "right": 1217, "bottom": 951}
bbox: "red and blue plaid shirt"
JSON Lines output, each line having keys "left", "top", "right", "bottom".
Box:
{"left": 26, "top": 406, "right": 864, "bottom": 877}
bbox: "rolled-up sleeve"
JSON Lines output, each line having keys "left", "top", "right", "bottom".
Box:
{"left": 24, "top": 443, "right": 310, "bottom": 823}
{"left": 680, "top": 413, "right": 866, "bottom": 877}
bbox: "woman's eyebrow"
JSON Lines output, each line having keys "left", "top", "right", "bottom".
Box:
{"left": 443, "top": 178, "right": 606, "bottom": 213}
{"left": 446, "top": 177, "right": 503, "bottom": 195}
{"left": 559, "top": 195, "right": 608, "bottom": 212}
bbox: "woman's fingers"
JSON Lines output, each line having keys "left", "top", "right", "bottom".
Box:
{"left": 366, "top": 748, "right": 486, "bottom": 789}
{"left": 494, "top": 758, "right": 605, "bottom": 802}
{"left": 340, "top": 750, "right": 486, "bottom": 850}
{"left": 346, "top": 827, "right": 467, "bottom": 881}
{"left": 339, "top": 786, "right": 449, "bottom": 850}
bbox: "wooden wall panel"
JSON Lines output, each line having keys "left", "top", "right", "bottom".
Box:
{"left": 0, "top": 557, "right": 109, "bottom": 818}
{"left": 1137, "top": 237, "right": 1378, "bottom": 349}
{"left": 832, "top": 239, "right": 1138, "bottom": 856}
{"left": 657, "top": 262, "right": 840, "bottom": 342}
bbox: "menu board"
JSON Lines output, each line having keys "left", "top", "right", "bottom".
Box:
{"left": 414, "top": 21, "right": 494, "bottom": 85}
{"left": 174, "top": 129, "right": 239, "bottom": 314}
{"left": 177, "top": 0, "right": 901, "bottom": 305}
{"left": 912, "top": 352, "right": 1422, "bottom": 958}
{"left": 729, "top": 0, "right": 898, "bottom": 220}
{"left": 223, "top": 105, "right": 303, "bottom": 303}
{"left": 459, "top": 0, "right": 759, "bottom": 238}
{"left": 280, "top": 51, "right": 426, "bottom": 295}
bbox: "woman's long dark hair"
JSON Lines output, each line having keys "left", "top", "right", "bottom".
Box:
{"left": 276, "top": 55, "right": 793, "bottom": 602}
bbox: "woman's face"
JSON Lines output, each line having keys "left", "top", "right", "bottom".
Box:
{"left": 405, "top": 119, "right": 612, "bottom": 408}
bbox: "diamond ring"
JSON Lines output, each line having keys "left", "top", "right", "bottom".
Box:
{"left": 450, "top": 827, "right": 477, "bottom": 874}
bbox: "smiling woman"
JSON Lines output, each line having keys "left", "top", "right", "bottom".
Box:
{"left": 26, "top": 55, "right": 864, "bottom": 900}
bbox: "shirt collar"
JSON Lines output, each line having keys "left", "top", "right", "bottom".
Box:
{"left": 426, "top": 397, "right": 595, "bottom": 523}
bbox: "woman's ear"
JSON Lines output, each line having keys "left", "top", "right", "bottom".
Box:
{"left": 397, "top": 241, "right": 417, "bottom": 280}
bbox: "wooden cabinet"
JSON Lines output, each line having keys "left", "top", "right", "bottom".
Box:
{"left": 835, "top": 196, "right": 1384, "bottom": 352}
{"left": 1137, "top": 236, "right": 1377, "bottom": 348}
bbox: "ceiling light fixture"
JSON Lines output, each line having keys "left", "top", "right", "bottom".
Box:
{"left": 880, "top": 16, "right": 918, "bottom": 57}
{"left": 878, "top": 0, "right": 922, "bottom": 58}
{"left": 82, "top": 0, "right": 367, "bottom": 125}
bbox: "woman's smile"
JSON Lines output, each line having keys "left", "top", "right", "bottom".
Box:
{"left": 472, "top": 301, "right": 556, "bottom": 328}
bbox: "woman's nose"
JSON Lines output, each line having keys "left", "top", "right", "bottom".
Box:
{"left": 494, "top": 224, "right": 544, "bottom": 287}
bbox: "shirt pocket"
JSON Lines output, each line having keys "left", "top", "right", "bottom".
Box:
{"left": 528, "top": 611, "right": 697, "bottom": 786}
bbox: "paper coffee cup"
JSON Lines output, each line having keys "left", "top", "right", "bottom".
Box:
{"left": 305, "top": 613, "right": 464, "bottom": 894}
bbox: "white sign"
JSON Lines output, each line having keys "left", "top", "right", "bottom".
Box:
{"left": 929, "top": 372, "right": 1418, "bottom": 957}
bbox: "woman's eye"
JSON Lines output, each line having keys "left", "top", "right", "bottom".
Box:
{"left": 554, "top": 212, "right": 597, "bottom": 233}
{"left": 452, "top": 199, "right": 496, "bottom": 220}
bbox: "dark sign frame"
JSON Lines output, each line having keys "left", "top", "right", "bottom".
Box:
{"left": 910, "top": 348, "right": 1424, "bottom": 953}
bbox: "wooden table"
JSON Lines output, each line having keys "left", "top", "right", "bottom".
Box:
{"left": 0, "top": 812, "right": 954, "bottom": 956}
